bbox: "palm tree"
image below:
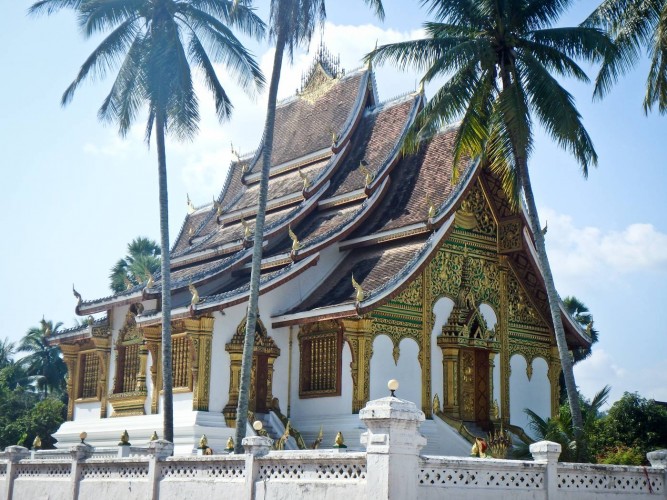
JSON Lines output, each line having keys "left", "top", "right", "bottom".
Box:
{"left": 109, "top": 236, "right": 161, "bottom": 293}
{"left": 233, "top": 0, "right": 384, "bottom": 452}
{"left": 0, "top": 338, "right": 15, "bottom": 369}
{"left": 30, "top": 0, "right": 265, "bottom": 442}
{"left": 18, "top": 319, "right": 67, "bottom": 396}
{"left": 563, "top": 296, "right": 599, "bottom": 363}
{"left": 586, "top": 0, "right": 667, "bottom": 113}
{"left": 368, "top": 0, "right": 612, "bottom": 441}
{"left": 520, "top": 386, "right": 610, "bottom": 462}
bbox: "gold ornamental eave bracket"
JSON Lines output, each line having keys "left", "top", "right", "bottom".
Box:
{"left": 108, "top": 391, "right": 148, "bottom": 417}
{"left": 498, "top": 216, "right": 524, "bottom": 255}
{"left": 436, "top": 335, "right": 499, "bottom": 351}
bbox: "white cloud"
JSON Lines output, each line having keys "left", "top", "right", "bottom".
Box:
{"left": 542, "top": 208, "right": 667, "bottom": 283}
{"left": 575, "top": 349, "right": 667, "bottom": 405}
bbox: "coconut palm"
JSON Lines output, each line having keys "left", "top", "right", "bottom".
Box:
{"left": 233, "top": 0, "right": 384, "bottom": 452}
{"left": 586, "top": 0, "right": 667, "bottom": 113}
{"left": 368, "top": 0, "right": 612, "bottom": 440}
{"left": 563, "top": 296, "right": 599, "bottom": 363}
{"left": 0, "top": 338, "right": 15, "bottom": 369}
{"left": 30, "top": 0, "right": 266, "bottom": 442}
{"left": 18, "top": 319, "right": 67, "bottom": 396}
{"left": 109, "top": 236, "right": 161, "bottom": 293}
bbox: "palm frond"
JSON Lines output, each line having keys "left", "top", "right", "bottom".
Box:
{"left": 188, "top": 33, "right": 234, "bottom": 121}
{"left": 28, "top": 0, "right": 82, "bottom": 16}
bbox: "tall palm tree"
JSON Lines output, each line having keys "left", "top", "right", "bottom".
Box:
{"left": 233, "top": 0, "right": 384, "bottom": 452}
{"left": 563, "top": 296, "right": 599, "bottom": 363}
{"left": 109, "top": 236, "right": 161, "bottom": 293}
{"left": 0, "top": 338, "right": 15, "bottom": 369}
{"left": 18, "top": 319, "right": 67, "bottom": 396}
{"left": 368, "top": 0, "right": 612, "bottom": 440}
{"left": 586, "top": 0, "right": 667, "bottom": 113}
{"left": 30, "top": 0, "right": 266, "bottom": 442}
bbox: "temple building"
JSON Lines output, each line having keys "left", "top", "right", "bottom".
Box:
{"left": 48, "top": 48, "right": 591, "bottom": 454}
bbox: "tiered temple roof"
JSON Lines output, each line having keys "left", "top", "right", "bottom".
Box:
{"left": 61, "top": 53, "right": 591, "bottom": 349}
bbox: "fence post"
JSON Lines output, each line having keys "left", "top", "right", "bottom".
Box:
{"left": 69, "top": 443, "right": 93, "bottom": 500}
{"left": 530, "top": 440, "right": 561, "bottom": 500}
{"left": 242, "top": 436, "right": 272, "bottom": 500}
{"left": 147, "top": 439, "right": 173, "bottom": 500}
{"left": 3, "top": 446, "right": 29, "bottom": 500}
{"left": 647, "top": 450, "right": 667, "bottom": 499}
{"left": 359, "top": 396, "right": 426, "bottom": 500}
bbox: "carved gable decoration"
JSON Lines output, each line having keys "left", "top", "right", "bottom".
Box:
{"left": 454, "top": 183, "right": 496, "bottom": 237}
{"left": 226, "top": 318, "right": 280, "bottom": 357}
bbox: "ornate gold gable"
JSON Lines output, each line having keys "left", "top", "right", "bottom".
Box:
{"left": 224, "top": 318, "right": 280, "bottom": 426}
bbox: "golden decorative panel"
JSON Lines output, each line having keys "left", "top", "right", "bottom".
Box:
{"left": 507, "top": 273, "right": 545, "bottom": 328}
{"left": 172, "top": 335, "right": 192, "bottom": 389}
{"left": 498, "top": 217, "right": 523, "bottom": 254}
{"left": 79, "top": 352, "right": 100, "bottom": 400}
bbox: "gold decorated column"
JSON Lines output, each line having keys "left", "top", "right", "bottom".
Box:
{"left": 94, "top": 347, "right": 111, "bottom": 418}
{"left": 441, "top": 347, "right": 460, "bottom": 417}
{"left": 548, "top": 346, "right": 562, "bottom": 417}
{"left": 60, "top": 345, "right": 79, "bottom": 421}
{"left": 185, "top": 316, "right": 214, "bottom": 412}
{"left": 498, "top": 256, "right": 511, "bottom": 426}
{"left": 421, "top": 268, "right": 433, "bottom": 418}
{"left": 342, "top": 318, "right": 373, "bottom": 413}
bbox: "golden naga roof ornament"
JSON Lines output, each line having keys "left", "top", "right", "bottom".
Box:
{"left": 73, "top": 284, "right": 82, "bottom": 306}
{"left": 298, "top": 167, "right": 311, "bottom": 190}
{"left": 240, "top": 217, "right": 252, "bottom": 239}
{"left": 213, "top": 197, "right": 223, "bottom": 218}
{"left": 426, "top": 194, "right": 437, "bottom": 220}
{"left": 145, "top": 272, "right": 154, "bottom": 289}
{"left": 351, "top": 274, "right": 364, "bottom": 303}
{"left": 188, "top": 226, "right": 195, "bottom": 239}
{"left": 124, "top": 276, "right": 134, "bottom": 290}
{"left": 359, "top": 161, "right": 375, "bottom": 189}
{"left": 187, "top": 194, "right": 196, "bottom": 214}
{"left": 331, "top": 130, "right": 338, "bottom": 147}
{"left": 230, "top": 142, "right": 240, "bottom": 162}
{"left": 288, "top": 225, "right": 302, "bottom": 252}
{"left": 189, "top": 283, "right": 200, "bottom": 307}
{"left": 418, "top": 79, "right": 425, "bottom": 95}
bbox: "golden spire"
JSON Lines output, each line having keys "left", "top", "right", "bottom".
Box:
{"left": 225, "top": 436, "right": 234, "bottom": 451}
{"left": 240, "top": 217, "right": 252, "bottom": 239}
{"left": 433, "top": 393, "right": 441, "bottom": 414}
{"left": 333, "top": 431, "right": 347, "bottom": 448}
{"left": 150, "top": 431, "right": 159, "bottom": 441}
{"left": 288, "top": 225, "right": 301, "bottom": 252}
{"left": 199, "top": 434, "right": 208, "bottom": 449}
{"left": 119, "top": 430, "right": 130, "bottom": 446}
{"left": 298, "top": 167, "right": 311, "bottom": 190}
{"left": 73, "top": 284, "right": 82, "bottom": 306}
{"left": 33, "top": 436, "right": 42, "bottom": 450}
{"left": 189, "top": 283, "right": 200, "bottom": 306}
{"left": 145, "top": 272, "right": 154, "bottom": 289}
{"left": 123, "top": 276, "right": 133, "bottom": 290}
{"left": 187, "top": 194, "right": 196, "bottom": 214}
{"left": 351, "top": 274, "right": 364, "bottom": 302}
{"left": 359, "top": 161, "right": 375, "bottom": 188}
{"left": 332, "top": 130, "right": 338, "bottom": 146}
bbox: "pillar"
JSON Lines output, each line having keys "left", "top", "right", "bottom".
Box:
{"left": 342, "top": 318, "right": 373, "bottom": 413}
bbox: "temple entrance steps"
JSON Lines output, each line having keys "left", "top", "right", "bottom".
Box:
{"left": 420, "top": 415, "right": 472, "bottom": 456}
{"left": 289, "top": 411, "right": 471, "bottom": 455}
{"left": 255, "top": 412, "right": 299, "bottom": 450}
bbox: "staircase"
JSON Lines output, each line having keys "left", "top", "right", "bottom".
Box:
{"left": 254, "top": 412, "right": 299, "bottom": 450}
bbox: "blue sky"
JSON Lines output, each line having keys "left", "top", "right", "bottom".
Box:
{"left": 1, "top": 0, "right": 665, "bottom": 406}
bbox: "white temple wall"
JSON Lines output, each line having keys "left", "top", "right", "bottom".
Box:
{"left": 208, "top": 310, "right": 229, "bottom": 413}
{"left": 73, "top": 401, "right": 102, "bottom": 421}
{"left": 288, "top": 333, "right": 353, "bottom": 419}
{"left": 145, "top": 343, "right": 154, "bottom": 414}
{"left": 509, "top": 354, "right": 550, "bottom": 433}
{"left": 430, "top": 297, "right": 454, "bottom": 404}
{"left": 106, "top": 304, "right": 131, "bottom": 404}
{"left": 370, "top": 336, "right": 421, "bottom": 406}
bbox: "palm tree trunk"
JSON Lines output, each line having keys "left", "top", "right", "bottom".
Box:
{"left": 234, "top": 28, "right": 288, "bottom": 453}
{"left": 517, "top": 160, "right": 585, "bottom": 441}
{"left": 498, "top": 63, "right": 584, "bottom": 443}
{"left": 156, "top": 108, "right": 174, "bottom": 444}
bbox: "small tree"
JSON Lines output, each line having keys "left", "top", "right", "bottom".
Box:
{"left": 109, "top": 237, "right": 161, "bottom": 293}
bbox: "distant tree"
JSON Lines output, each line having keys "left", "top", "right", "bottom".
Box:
{"left": 18, "top": 319, "right": 67, "bottom": 396}
{"left": 0, "top": 338, "right": 16, "bottom": 368}
{"left": 591, "top": 392, "right": 667, "bottom": 464}
{"left": 109, "top": 236, "right": 161, "bottom": 293}
{"left": 518, "top": 386, "right": 610, "bottom": 463}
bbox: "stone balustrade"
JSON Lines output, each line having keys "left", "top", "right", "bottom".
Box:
{"left": 1, "top": 396, "right": 665, "bottom": 499}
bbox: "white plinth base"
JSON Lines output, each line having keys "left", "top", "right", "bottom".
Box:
{"left": 52, "top": 411, "right": 232, "bottom": 455}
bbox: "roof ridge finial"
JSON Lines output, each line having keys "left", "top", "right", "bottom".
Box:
{"left": 187, "top": 194, "right": 196, "bottom": 214}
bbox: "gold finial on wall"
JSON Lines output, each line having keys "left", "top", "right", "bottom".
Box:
{"left": 359, "top": 161, "right": 375, "bottom": 188}
{"left": 145, "top": 272, "right": 154, "bottom": 289}
{"left": 426, "top": 194, "right": 437, "bottom": 220}
{"left": 119, "top": 430, "right": 130, "bottom": 446}
{"left": 298, "top": 167, "right": 311, "bottom": 190}
{"left": 240, "top": 217, "right": 252, "bottom": 239}
{"left": 213, "top": 197, "right": 223, "bottom": 217}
